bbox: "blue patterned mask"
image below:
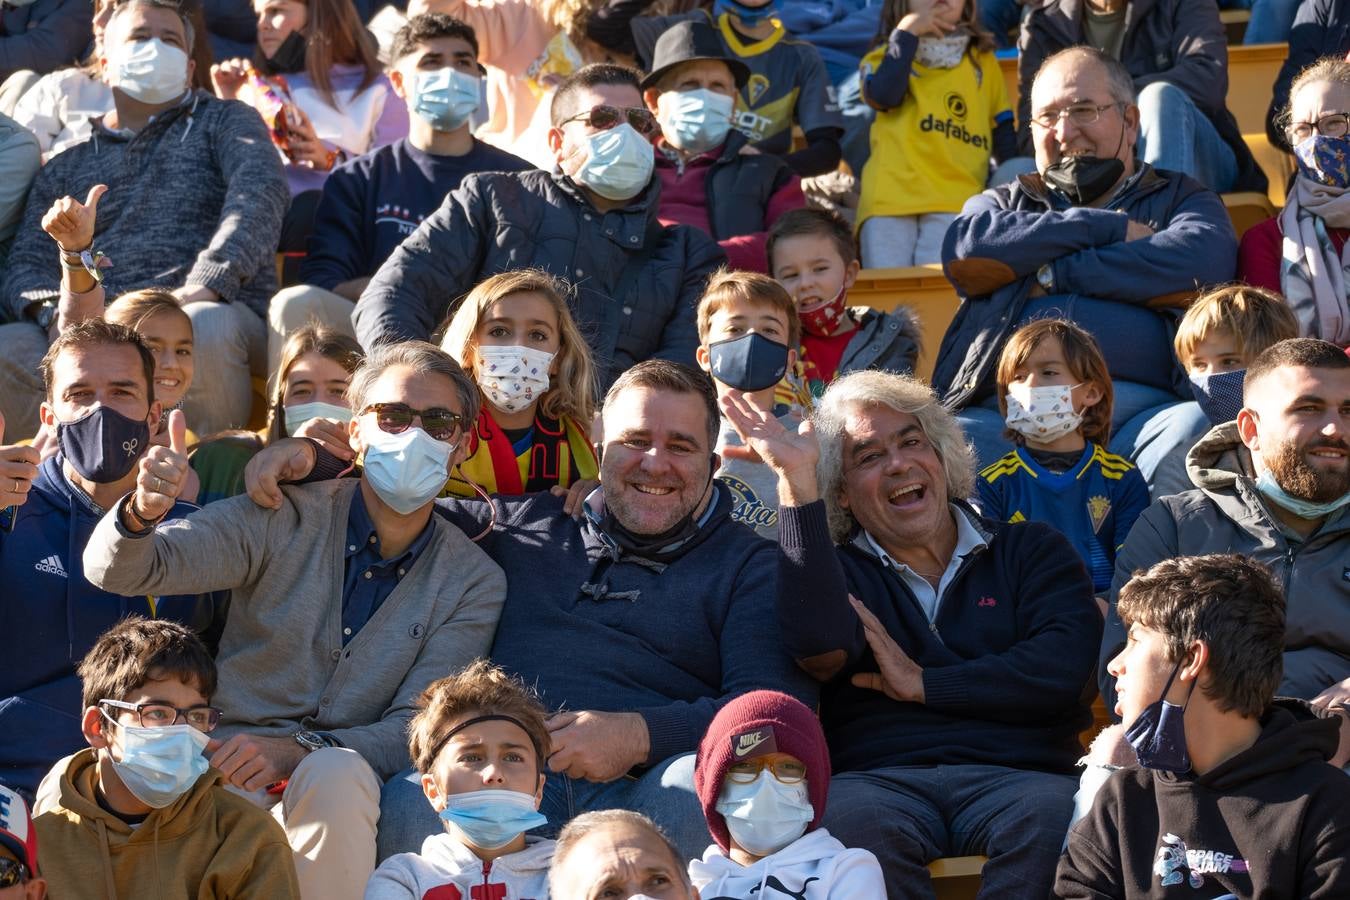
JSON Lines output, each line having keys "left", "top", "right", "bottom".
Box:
{"left": 1188, "top": 369, "right": 1245, "bottom": 425}
{"left": 1294, "top": 134, "right": 1350, "bottom": 189}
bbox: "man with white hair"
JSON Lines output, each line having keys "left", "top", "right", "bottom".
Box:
{"left": 723, "top": 370, "right": 1101, "bottom": 898}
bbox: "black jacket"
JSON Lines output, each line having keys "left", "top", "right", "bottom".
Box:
{"left": 1056, "top": 700, "right": 1350, "bottom": 899}
{"left": 689, "top": 130, "right": 798, "bottom": 241}
{"left": 1018, "top": 0, "right": 1267, "bottom": 194}
{"left": 351, "top": 169, "right": 725, "bottom": 391}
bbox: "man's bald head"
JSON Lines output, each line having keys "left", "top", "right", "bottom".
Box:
{"left": 549, "top": 810, "right": 697, "bottom": 900}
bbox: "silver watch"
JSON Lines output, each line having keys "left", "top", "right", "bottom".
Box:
{"left": 1036, "top": 263, "right": 1055, "bottom": 294}
{"left": 293, "top": 730, "right": 327, "bottom": 753}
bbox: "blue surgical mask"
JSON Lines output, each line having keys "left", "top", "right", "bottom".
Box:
{"left": 708, "top": 332, "right": 789, "bottom": 393}
{"left": 411, "top": 67, "right": 481, "bottom": 132}
{"left": 1255, "top": 470, "right": 1350, "bottom": 520}
{"left": 438, "top": 789, "right": 548, "bottom": 849}
{"left": 1123, "top": 659, "right": 1195, "bottom": 773}
{"left": 657, "top": 88, "right": 735, "bottom": 155}
{"left": 573, "top": 123, "right": 654, "bottom": 202}
{"left": 284, "top": 401, "right": 353, "bottom": 438}
{"left": 714, "top": 0, "right": 780, "bottom": 27}
{"left": 715, "top": 771, "right": 813, "bottom": 856}
{"left": 58, "top": 405, "right": 151, "bottom": 484}
{"left": 102, "top": 711, "right": 211, "bottom": 808}
{"left": 361, "top": 425, "right": 453, "bottom": 515}
{"left": 1188, "top": 369, "right": 1246, "bottom": 425}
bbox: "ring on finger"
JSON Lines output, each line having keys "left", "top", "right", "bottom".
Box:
{"left": 154, "top": 476, "right": 164, "bottom": 493}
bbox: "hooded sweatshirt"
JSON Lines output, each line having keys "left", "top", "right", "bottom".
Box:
{"left": 364, "top": 832, "right": 552, "bottom": 900}
{"left": 1100, "top": 423, "right": 1350, "bottom": 709}
{"left": 1055, "top": 700, "right": 1350, "bottom": 899}
{"left": 33, "top": 748, "right": 300, "bottom": 900}
{"left": 0, "top": 455, "right": 221, "bottom": 798}
{"left": 689, "top": 828, "right": 885, "bottom": 899}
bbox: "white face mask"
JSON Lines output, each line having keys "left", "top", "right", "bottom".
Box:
{"left": 107, "top": 37, "right": 189, "bottom": 105}
{"left": 475, "top": 345, "right": 555, "bottom": 415}
{"left": 715, "top": 771, "right": 813, "bottom": 857}
{"left": 1004, "top": 382, "right": 1084, "bottom": 443}
{"left": 283, "top": 401, "right": 353, "bottom": 438}
{"left": 361, "top": 424, "right": 454, "bottom": 515}
{"left": 572, "top": 123, "right": 655, "bottom": 201}
{"left": 657, "top": 88, "right": 735, "bottom": 154}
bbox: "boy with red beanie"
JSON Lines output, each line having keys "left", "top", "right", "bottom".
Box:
{"left": 691, "top": 691, "right": 882, "bottom": 897}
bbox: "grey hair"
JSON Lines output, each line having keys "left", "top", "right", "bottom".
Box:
{"left": 549, "top": 810, "right": 693, "bottom": 898}
{"left": 814, "top": 370, "right": 976, "bottom": 544}
{"left": 107, "top": 0, "right": 196, "bottom": 55}
{"left": 346, "top": 340, "right": 481, "bottom": 426}
{"left": 1035, "top": 45, "right": 1137, "bottom": 106}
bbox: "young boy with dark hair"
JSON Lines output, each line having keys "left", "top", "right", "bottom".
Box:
{"left": 32, "top": 617, "right": 299, "bottom": 899}
{"left": 365, "top": 660, "right": 552, "bottom": 899}
{"left": 767, "top": 207, "right": 920, "bottom": 397}
{"left": 1056, "top": 554, "right": 1350, "bottom": 898}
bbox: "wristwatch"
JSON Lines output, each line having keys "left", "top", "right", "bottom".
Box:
{"left": 31, "top": 301, "right": 57, "bottom": 330}
{"left": 1036, "top": 263, "right": 1055, "bottom": 294}
{"left": 293, "top": 730, "right": 328, "bottom": 753}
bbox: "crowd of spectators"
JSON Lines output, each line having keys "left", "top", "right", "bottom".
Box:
{"left": 1, "top": 0, "right": 1349, "bottom": 898}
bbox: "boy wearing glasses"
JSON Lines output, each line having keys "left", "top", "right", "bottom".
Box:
{"left": 81, "top": 341, "right": 507, "bottom": 900}
{"left": 31, "top": 617, "right": 299, "bottom": 899}
{"left": 690, "top": 690, "right": 883, "bottom": 897}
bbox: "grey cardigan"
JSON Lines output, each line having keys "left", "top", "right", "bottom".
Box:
{"left": 83, "top": 479, "right": 506, "bottom": 779}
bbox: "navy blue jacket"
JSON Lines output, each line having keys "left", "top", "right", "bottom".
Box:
{"left": 1266, "top": 0, "right": 1350, "bottom": 151}
{"left": 0, "top": 456, "right": 222, "bottom": 798}
{"left": 351, "top": 169, "right": 725, "bottom": 391}
{"left": 433, "top": 485, "right": 818, "bottom": 764}
{"left": 777, "top": 501, "right": 1100, "bottom": 775}
{"left": 0, "top": 0, "right": 91, "bottom": 80}
{"left": 935, "top": 164, "right": 1236, "bottom": 408}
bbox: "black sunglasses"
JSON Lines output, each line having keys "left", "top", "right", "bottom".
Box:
{"left": 560, "top": 104, "right": 660, "bottom": 137}
{"left": 361, "top": 402, "right": 466, "bottom": 442}
{"left": 0, "top": 858, "right": 28, "bottom": 889}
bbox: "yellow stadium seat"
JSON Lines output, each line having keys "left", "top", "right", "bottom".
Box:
{"left": 929, "top": 856, "right": 987, "bottom": 900}
{"left": 849, "top": 265, "right": 961, "bottom": 382}
{"left": 1223, "top": 190, "right": 1277, "bottom": 239}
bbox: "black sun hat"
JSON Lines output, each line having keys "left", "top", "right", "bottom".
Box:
{"left": 639, "top": 20, "right": 751, "bottom": 92}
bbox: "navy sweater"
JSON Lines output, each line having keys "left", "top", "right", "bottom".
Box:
{"left": 0, "top": 457, "right": 222, "bottom": 798}
{"left": 430, "top": 485, "right": 818, "bottom": 764}
{"left": 300, "top": 137, "right": 533, "bottom": 291}
{"left": 777, "top": 501, "right": 1099, "bottom": 775}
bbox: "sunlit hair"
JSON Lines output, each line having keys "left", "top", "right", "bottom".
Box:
{"left": 105, "top": 288, "right": 191, "bottom": 338}
{"left": 767, "top": 206, "right": 858, "bottom": 272}
{"left": 346, "top": 340, "right": 481, "bottom": 428}
{"left": 550, "top": 810, "right": 692, "bottom": 898}
{"left": 1035, "top": 45, "right": 1136, "bottom": 106}
{"left": 696, "top": 268, "right": 801, "bottom": 349}
{"left": 1283, "top": 56, "right": 1350, "bottom": 137}
{"left": 995, "top": 318, "right": 1113, "bottom": 447}
{"left": 1173, "top": 284, "right": 1300, "bottom": 366}
{"left": 875, "top": 0, "right": 994, "bottom": 54}
{"left": 260, "top": 0, "right": 382, "bottom": 108}
{"left": 440, "top": 270, "right": 596, "bottom": 424}
{"left": 603, "top": 359, "right": 719, "bottom": 451}
{"left": 408, "top": 660, "right": 550, "bottom": 775}
{"left": 78, "top": 616, "right": 217, "bottom": 710}
{"left": 266, "top": 323, "right": 363, "bottom": 443}
{"left": 41, "top": 319, "right": 156, "bottom": 406}
{"left": 814, "top": 370, "right": 976, "bottom": 543}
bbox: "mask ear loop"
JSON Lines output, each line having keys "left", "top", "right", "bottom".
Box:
{"left": 449, "top": 464, "right": 496, "bottom": 542}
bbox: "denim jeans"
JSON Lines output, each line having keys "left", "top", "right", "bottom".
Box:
{"left": 1136, "top": 82, "right": 1238, "bottom": 192}
{"left": 1221, "top": 0, "right": 1301, "bottom": 44}
{"left": 375, "top": 753, "right": 708, "bottom": 864}
{"left": 955, "top": 382, "right": 1211, "bottom": 498}
{"left": 823, "top": 764, "right": 1077, "bottom": 899}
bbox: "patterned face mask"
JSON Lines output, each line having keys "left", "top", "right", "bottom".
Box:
{"left": 915, "top": 31, "right": 971, "bottom": 69}
{"left": 1004, "top": 382, "right": 1084, "bottom": 443}
{"left": 798, "top": 286, "right": 849, "bottom": 337}
{"left": 1294, "top": 134, "right": 1350, "bottom": 189}
{"left": 476, "top": 345, "right": 555, "bottom": 414}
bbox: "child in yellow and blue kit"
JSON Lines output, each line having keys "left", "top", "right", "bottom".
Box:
{"left": 975, "top": 319, "right": 1148, "bottom": 594}
{"left": 858, "top": 0, "right": 1015, "bottom": 267}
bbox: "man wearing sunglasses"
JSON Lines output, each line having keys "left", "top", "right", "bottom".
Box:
{"left": 351, "top": 63, "right": 725, "bottom": 392}
{"left": 0, "top": 786, "right": 44, "bottom": 900}
{"left": 82, "top": 341, "right": 508, "bottom": 900}
{"left": 937, "top": 46, "right": 1235, "bottom": 497}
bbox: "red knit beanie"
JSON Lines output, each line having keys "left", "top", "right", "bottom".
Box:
{"left": 695, "top": 691, "right": 831, "bottom": 853}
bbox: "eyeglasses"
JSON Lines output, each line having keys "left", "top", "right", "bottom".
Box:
{"left": 1287, "top": 112, "right": 1350, "bottom": 144}
{"left": 1030, "top": 102, "right": 1123, "bottom": 129}
{"left": 361, "top": 402, "right": 466, "bottom": 442}
{"left": 559, "top": 104, "right": 660, "bottom": 137}
{"left": 725, "top": 757, "right": 807, "bottom": 784}
{"left": 100, "top": 699, "right": 223, "bottom": 732}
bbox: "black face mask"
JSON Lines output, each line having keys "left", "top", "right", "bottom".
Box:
{"left": 592, "top": 456, "right": 719, "bottom": 563}
{"left": 255, "top": 31, "right": 307, "bottom": 75}
{"left": 1042, "top": 155, "right": 1125, "bottom": 205}
{"left": 57, "top": 405, "right": 150, "bottom": 484}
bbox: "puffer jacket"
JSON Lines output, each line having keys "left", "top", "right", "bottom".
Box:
{"left": 352, "top": 169, "right": 726, "bottom": 390}
{"left": 1018, "top": 0, "right": 1267, "bottom": 194}
{"left": 935, "top": 164, "right": 1235, "bottom": 408}
{"left": 1098, "top": 423, "right": 1350, "bottom": 709}
{"left": 838, "top": 304, "right": 922, "bottom": 376}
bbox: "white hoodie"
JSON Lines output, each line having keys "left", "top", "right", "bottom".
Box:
{"left": 364, "top": 832, "right": 553, "bottom": 900}
{"left": 688, "top": 828, "right": 885, "bottom": 899}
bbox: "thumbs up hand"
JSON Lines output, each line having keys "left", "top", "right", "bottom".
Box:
{"left": 42, "top": 184, "right": 107, "bottom": 253}
{"left": 0, "top": 412, "right": 40, "bottom": 510}
{"left": 128, "top": 410, "right": 189, "bottom": 527}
